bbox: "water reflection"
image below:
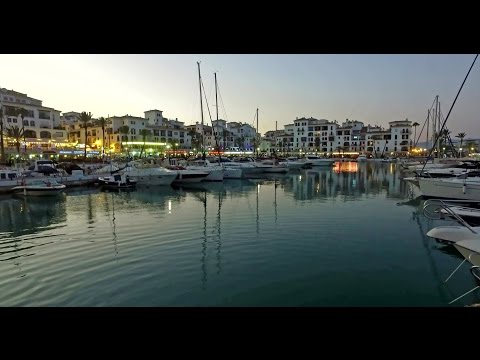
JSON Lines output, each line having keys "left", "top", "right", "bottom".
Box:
{"left": 0, "top": 194, "right": 67, "bottom": 236}
{"left": 1, "top": 161, "right": 477, "bottom": 306}
{"left": 181, "top": 184, "right": 229, "bottom": 290}
{"left": 0, "top": 194, "right": 67, "bottom": 273}
{"left": 279, "top": 162, "right": 410, "bottom": 201}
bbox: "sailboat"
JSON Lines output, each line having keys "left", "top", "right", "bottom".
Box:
{"left": 183, "top": 62, "right": 224, "bottom": 182}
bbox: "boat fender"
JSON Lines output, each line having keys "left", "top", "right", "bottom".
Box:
{"left": 463, "top": 184, "right": 466, "bottom": 194}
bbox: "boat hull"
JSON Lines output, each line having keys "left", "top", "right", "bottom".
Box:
{"left": 418, "top": 178, "right": 480, "bottom": 200}
{"left": 454, "top": 240, "right": 480, "bottom": 266}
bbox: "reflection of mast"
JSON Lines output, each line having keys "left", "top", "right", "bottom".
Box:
{"left": 412, "top": 208, "right": 455, "bottom": 303}
{"left": 256, "top": 183, "right": 260, "bottom": 235}
{"left": 110, "top": 192, "right": 118, "bottom": 258}
{"left": 201, "top": 190, "right": 207, "bottom": 289}
{"left": 215, "top": 189, "right": 223, "bottom": 275}
{"left": 274, "top": 179, "right": 278, "bottom": 225}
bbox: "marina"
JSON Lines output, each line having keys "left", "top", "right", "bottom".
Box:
{"left": 2, "top": 54, "right": 480, "bottom": 307}
{"left": 1, "top": 161, "right": 479, "bottom": 306}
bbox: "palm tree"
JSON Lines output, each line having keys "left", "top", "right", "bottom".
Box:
{"left": 188, "top": 130, "right": 201, "bottom": 152}
{"left": 239, "top": 135, "right": 246, "bottom": 150}
{"left": 222, "top": 129, "right": 229, "bottom": 151}
{"left": 77, "top": 112, "right": 93, "bottom": 162}
{"left": 6, "top": 125, "right": 23, "bottom": 155}
{"left": 96, "top": 116, "right": 110, "bottom": 158}
{"left": 412, "top": 122, "right": 419, "bottom": 147}
{"left": 456, "top": 132, "right": 466, "bottom": 157}
{"left": 118, "top": 125, "right": 130, "bottom": 154}
{"left": 0, "top": 106, "right": 5, "bottom": 163}
{"left": 13, "top": 107, "right": 28, "bottom": 157}
{"left": 138, "top": 129, "right": 151, "bottom": 158}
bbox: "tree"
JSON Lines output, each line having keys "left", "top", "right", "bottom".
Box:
{"left": 456, "top": 132, "right": 466, "bottom": 157}
{"left": 412, "top": 122, "right": 420, "bottom": 147}
{"left": 235, "top": 135, "right": 245, "bottom": 149}
{"left": 96, "top": 116, "right": 111, "bottom": 158}
{"left": 465, "top": 140, "right": 477, "bottom": 154}
{"left": 13, "top": 107, "right": 28, "bottom": 157}
{"left": 6, "top": 125, "right": 23, "bottom": 155}
{"left": 139, "top": 129, "right": 151, "bottom": 158}
{"left": 77, "top": 111, "right": 93, "bottom": 161}
{"left": 188, "top": 130, "right": 201, "bottom": 152}
{"left": 222, "top": 129, "right": 229, "bottom": 150}
{"left": 118, "top": 125, "right": 130, "bottom": 154}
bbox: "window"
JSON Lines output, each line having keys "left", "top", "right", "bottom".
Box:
{"left": 30, "top": 121, "right": 35, "bottom": 126}
{"left": 130, "top": 128, "right": 136, "bottom": 135}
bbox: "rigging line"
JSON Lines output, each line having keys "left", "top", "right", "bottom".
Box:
{"left": 200, "top": 76, "right": 221, "bottom": 149}
{"left": 419, "top": 54, "right": 478, "bottom": 174}
{"left": 437, "top": 108, "right": 457, "bottom": 157}
{"left": 216, "top": 82, "right": 230, "bottom": 123}
{"left": 201, "top": 79, "right": 214, "bottom": 123}
{"left": 414, "top": 109, "right": 431, "bottom": 148}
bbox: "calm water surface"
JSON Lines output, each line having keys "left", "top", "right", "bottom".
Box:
{"left": 0, "top": 161, "right": 478, "bottom": 306}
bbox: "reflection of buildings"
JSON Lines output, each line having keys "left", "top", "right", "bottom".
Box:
{"left": 283, "top": 162, "right": 409, "bottom": 201}
{"left": 0, "top": 195, "right": 67, "bottom": 267}
{"left": 0, "top": 195, "right": 67, "bottom": 235}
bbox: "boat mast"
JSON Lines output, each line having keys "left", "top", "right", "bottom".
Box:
{"left": 197, "top": 61, "right": 205, "bottom": 160}
{"left": 426, "top": 109, "right": 430, "bottom": 154}
{"left": 275, "top": 120, "right": 277, "bottom": 157}
{"left": 214, "top": 72, "right": 221, "bottom": 164}
{"left": 434, "top": 95, "right": 439, "bottom": 158}
{"left": 256, "top": 108, "right": 259, "bottom": 158}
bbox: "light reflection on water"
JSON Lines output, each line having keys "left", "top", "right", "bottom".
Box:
{"left": 0, "top": 162, "right": 478, "bottom": 306}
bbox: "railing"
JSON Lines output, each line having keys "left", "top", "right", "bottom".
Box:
{"left": 423, "top": 198, "right": 479, "bottom": 232}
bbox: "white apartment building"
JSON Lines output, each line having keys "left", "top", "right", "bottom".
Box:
{"left": 274, "top": 117, "right": 412, "bottom": 156}
{"left": 0, "top": 88, "right": 68, "bottom": 154}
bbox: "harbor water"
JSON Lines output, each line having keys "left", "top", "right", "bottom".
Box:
{"left": 0, "top": 161, "right": 478, "bottom": 306}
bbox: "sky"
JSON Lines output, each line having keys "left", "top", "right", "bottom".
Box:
{"left": 1, "top": 54, "right": 479, "bottom": 138}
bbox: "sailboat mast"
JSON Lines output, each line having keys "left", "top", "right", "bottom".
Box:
{"left": 256, "top": 108, "right": 259, "bottom": 158}
{"left": 214, "top": 72, "right": 221, "bottom": 164}
{"left": 426, "top": 109, "right": 430, "bottom": 153}
{"left": 434, "top": 95, "right": 439, "bottom": 158}
{"left": 197, "top": 61, "right": 205, "bottom": 159}
{"left": 215, "top": 72, "right": 219, "bottom": 150}
{"left": 275, "top": 120, "right": 277, "bottom": 156}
